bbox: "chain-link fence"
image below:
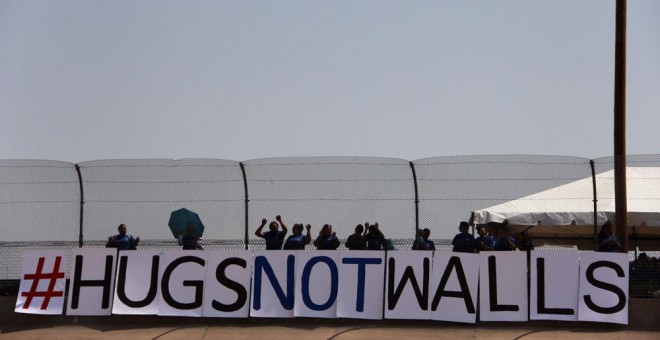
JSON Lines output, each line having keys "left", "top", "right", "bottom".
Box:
{"left": 2, "top": 155, "right": 659, "bottom": 297}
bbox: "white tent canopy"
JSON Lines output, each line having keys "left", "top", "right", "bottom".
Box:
{"left": 471, "top": 167, "right": 660, "bottom": 238}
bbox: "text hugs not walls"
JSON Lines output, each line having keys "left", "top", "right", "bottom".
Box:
{"left": 16, "top": 249, "right": 629, "bottom": 324}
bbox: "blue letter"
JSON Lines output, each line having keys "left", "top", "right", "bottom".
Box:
{"left": 301, "top": 256, "right": 339, "bottom": 311}
{"left": 342, "top": 257, "right": 382, "bottom": 312}
{"left": 253, "top": 255, "right": 295, "bottom": 310}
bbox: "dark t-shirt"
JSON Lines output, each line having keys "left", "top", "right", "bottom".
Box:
{"left": 452, "top": 233, "right": 475, "bottom": 253}
{"left": 365, "top": 234, "right": 384, "bottom": 250}
{"left": 263, "top": 230, "right": 285, "bottom": 250}
{"left": 315, "top": 235, "right": 339, "bottom": 250}
{"left": 346, "top": 234, "right": 366, "bottom": 250}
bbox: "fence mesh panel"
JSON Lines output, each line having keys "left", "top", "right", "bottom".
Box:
{"left": 243, "top": 157, "right": 415, "bottom": 250}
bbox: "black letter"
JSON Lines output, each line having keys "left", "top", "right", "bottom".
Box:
{"left": 431, "top": 256, "right": 475, "bottom": 313}
{"left": 488, "top": 255, "right": 519, "bottom": 312}
{"left": 387, "top": 257, "right": 429, "bottom": 310}
{"left": 583, "top": 261, "right": 626, "bottom": 314}
{"left": 161, "top": 256, "right": 206, "bottom": 310}
{"left": 70, "top": 255, "right": 114, "bottom": 309}
{"left": 116, "top": 255, "right": 159, "bottom": 308}
{"left": 212, "top": 257, "right": 248, "bottom": 312}
{"left": 536, "top": 258, "right": 574, "bottom": 315}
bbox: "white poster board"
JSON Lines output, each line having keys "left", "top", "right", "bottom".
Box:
{"left": 158, "top": 251, "right": 207, "bottom": 317}
{"left": 337, "top": 251, "right": 385, "bottom": 319}
{"left": 430, "top": 252, "right": 480, "bottom": 323}
{"left": 250, "top": 251, "right": 296, "bottom": 318}
{"left": 15, "top": 249, "right": 68, "bottom": 315}
{"left": 203, "top": 250, "right": 252, "bottom": 318}
{"left": 578, "top": 252, "right": 629, "bottom": 324}
{"left": 479, "top": 251, "right": 528, "bottom": 321}
{"left": 385, "top": 250, "right": 432, "bottom": 320}
{"left": 294, "top": 251, "right": 339, "bottom": 318}
{"left": 112, "top": 250, "right": 162, "bottom": 315}
{"left": 530, "top": 250, "right": 579, "bottom": 321}
{"left": 66, "top": 248, "right": 117, "bottom": 316}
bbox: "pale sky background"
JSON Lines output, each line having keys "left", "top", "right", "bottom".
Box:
{"left": 1, "top": 0, "right": 658, "bottom": 163}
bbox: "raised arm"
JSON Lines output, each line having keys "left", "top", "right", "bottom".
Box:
{"left": 255, "top": 218, "right": 267, "bottom": 238}
{"left": 276, "top": 215, "right": 288, "bottom": 236}
{"left": 305, "top": 224, "right": 312, "bottom": 245}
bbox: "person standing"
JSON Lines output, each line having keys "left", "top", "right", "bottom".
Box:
{"left": 179, "top": 224, "right": 203, "bottom": 250}
{"left": 255, "top": 215, "right": 288, "bottom": 250}
{"left": 413, "top": 228, "right": 435, "bottom": 250}
{"left": 494, "top": 224, "right": 516, "bottom": 251}
{"left": 283, "top": 224, "right": 312, "bottom": 250}
{"left": 314, "top": 224, "right": 340, "bottom": 250}
{"left": 474, "top": 226, "right": 495, "bottom": 252}
{"left": 597, "top": 220, "right": 621, "bottom": 252}
{"left": 364, "top": 222, "right": 386, "bottom": 250}
{"left": 345, "top": 224, "right": 367, "bottom": 250}
{"left": 452, "top": 221, "right": 475, "bottom": 253}
{"left": 107, "top": 224, "right": 139, "bottom": 250}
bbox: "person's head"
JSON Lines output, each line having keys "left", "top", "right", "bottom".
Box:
{"left": 292, "top": 224, "right": 303, "bottom": 235}
{"left": 186, "top": 224, "right": 195, "bottom": 236}
{"left": 477, "top": 227, "right": 487, "bottom": 237}
{"left": 459, "top": 221, "right": 470, "bottom": 234}
{"left": 118, "top": 224, "right": 127, "bottom": 235}
{"left": 269, "top": 221, "right": 279, "bottom": 233}
{"left": 355, "top": 224, "right": 364, "bottom": 234}
{"left": 423, "top": 228, "right": 431, "bottom": 239}
{"left": 368, "top": 224, "right": 378, "bottom": 235}
{"left": 321, "top": 224, "right": 332, "bottom": 236}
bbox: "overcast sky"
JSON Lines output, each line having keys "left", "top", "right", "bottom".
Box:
{"left": 1, "top": 0, "right": 658, "bottom": 163}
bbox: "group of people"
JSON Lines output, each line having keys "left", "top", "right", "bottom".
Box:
{"left": 254, "top": 216, "right": 395, "bottom": 251}
{"left": 449, "top": 220, "right": 535, "bottom": 253}
{"left": 105, "top": 217, "right": 622, "bottom": 253}
{"left": 106, "top": 223, "right": 203, "bottom": 251}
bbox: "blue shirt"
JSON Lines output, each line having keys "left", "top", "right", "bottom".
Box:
{"left": 475, "top": 235, "right": 495, "bottom": 252}
{"left": 494, "top": 236, "right": 516, "bottom": 251}
{"left": 114, "top": 234, "right": 136, "bottom": 250}
{"left": 283, "top": 234, "right": 307, "bottom": 250}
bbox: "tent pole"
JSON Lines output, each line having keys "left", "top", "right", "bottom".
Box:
{"left": 590, "top": 160, "right": 598, "bottom": 251}
{"left": 613, "top": 0, "right": 628, "bottom": 252}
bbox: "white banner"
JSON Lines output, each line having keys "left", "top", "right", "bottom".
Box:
{"left": 15, "top": 249, "right": 68, "bottom": 315}
{"left": 203, "top": 250, "right": 252, "bottom": 318}
{"left": 15, "top": 248, "right": 632, "bottom": 324}
{"left": 479, "top": 251, "right": 528, "bottom": 321}
{"left": 66, "top": 248, "right": 117, "bottom": 316}
{"left": 294, "top": 251, "right": 339, "bottom": 318}
{"left": 250, "top": 251, "right": 295, "bottom": 318}
{"left": 578, "top": 252, "right": 629, "bottom": 325}
{"left": 158, "top": 250, "right": 207, "bottom": 317}
{"left": 112, "top": 250, "right": 162, "bottom": 315}
{"left": 337, "top": 251, "right": 385, "bottom": 319}
{"left": 430, "top": 252, "right": 480, "bottom": 323}
{"left": 385, "top": 250, "right": 432, "bottom": 320}
{"left": 530, "top": 250, "right": 579, "bottom": 321}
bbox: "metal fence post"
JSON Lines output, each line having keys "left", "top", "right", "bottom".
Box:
{"left": 240, "top": 162, "right": 249, "bottom": 250}
{"left": 409, "top": 161, "right": 420, "bottom": 236}
{"left": 75, "top": 164, "right": 85, "bottom": 248}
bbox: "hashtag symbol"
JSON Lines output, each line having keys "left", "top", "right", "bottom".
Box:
{"left": 21, "top": 256, "right": 65, "bottom": 310}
